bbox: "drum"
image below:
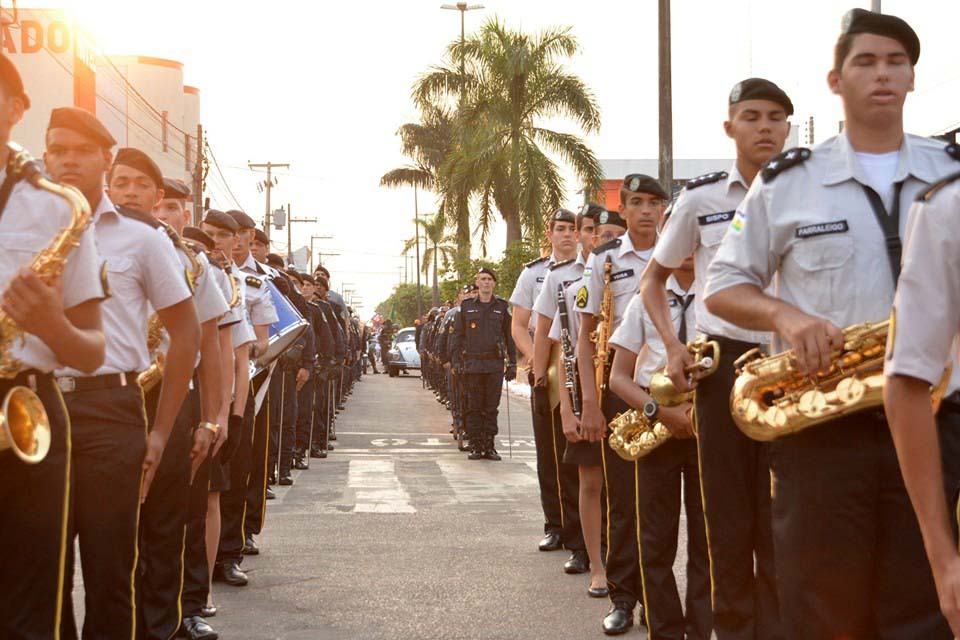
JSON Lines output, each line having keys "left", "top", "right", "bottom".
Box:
{"left": 250, "top": 278, "right": 309, "bottom": 379}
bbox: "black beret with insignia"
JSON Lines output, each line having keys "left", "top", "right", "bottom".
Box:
{"left": 840, "top": 8, "right": 920, "bottom": 65}
{"left": 477, "top": 266, "right": 498, "bottom": 282}
{"left": 685, "top": 171, "right": 729, "bottom": 191}
{"left": 253, "top": 228, "right": 269, "bottom": 245}
{"left": 48, "top": 106, "right": 116, "bottom": 148}
{"left": 226, "top": 209, "right": 257, "bottom": 229}
{"left": 597, "top": 209, "right": 628, "bottom": 229}
{"left": 761, "top": 147, "right": 811, "bottom": 183}
{"left": 551, "top": 208, "right": 577, "bottom": 224}
{"left": 0, "top": 54, "right": 29, "bottom": 109}
{"left": 182, "top": 226, "right": 215, "bottom": 251}
{"left": 580, "top": 202, "right": 607, "bottom": 222}
{"left": 622, "top": 173, "right": 668, "bottom": 200}
{"left": 203, "top": 209, "right": 238, "bottom": 232}
{"left": 524, "top": 255, "right": 549, "bottom": 269}
{"left": 162, "top": 177, "right": 191, "bottom": 200}
{"left": 114, "top": 148, "right": 163, "bottom": 188}
{"left": 729, "top": 78, "right": 794, "bottom": 116}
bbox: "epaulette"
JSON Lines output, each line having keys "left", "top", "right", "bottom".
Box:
{"left": 916, "top": 170, "right": 960, "bottom": 203}
{"left": 761, "top": 147, "right": 811, "bottom": 183}
{"left": 495, "top": 295, "right": 509, "bottom": 305}
{"left": 549, "top": 258, "right": 575, "bottom": 271}
{"left": 684, "top": 171, "right": 727, "bottom": 191}
{"left": 946, "top": 143, "right": 960, "bottom": 163}
{"left": 245, "top": 275, "right": 263, "bottom": 289}
{"left": 524, "top": 255, "right": 550, "bottom": 269}
{"left": 115, "top": 204, "right": 161, "bottom": 228}
{"left": 592, "top": 237, "right": 622, "bottom": 255}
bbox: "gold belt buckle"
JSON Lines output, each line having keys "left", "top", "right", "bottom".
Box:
{"left": 56, "top": 377, "right": 76, "bottom": 393}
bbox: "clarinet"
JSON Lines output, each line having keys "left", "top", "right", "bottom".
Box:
{"left": 557, "top": 282, "right": 581, "bottom": 417}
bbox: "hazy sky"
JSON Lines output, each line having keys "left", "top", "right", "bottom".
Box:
{"left": 28, "top": 0, "right": 960, "bottom": 317}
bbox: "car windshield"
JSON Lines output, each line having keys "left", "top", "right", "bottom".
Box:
{"left": 395, "top": 330, "right": 415, "bottom": 343}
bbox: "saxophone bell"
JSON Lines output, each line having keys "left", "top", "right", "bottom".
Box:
{"left": 0, "top": 385, "right": 51, "bottom": 464}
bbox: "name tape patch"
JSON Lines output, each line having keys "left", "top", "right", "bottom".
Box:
{"left": 611, "top": 269, "right": 635, "bottom": 282}
{"left": 697, "top": 210, "right": 735, "bottom": 226}
{"left": 536, "top": 276, "right": 545, "bottom": 283}
{"left": 795, "top": 220, "right": 849, "bottom": 239}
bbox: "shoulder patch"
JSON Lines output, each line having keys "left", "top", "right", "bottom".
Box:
{"left": 245, "top": 275, "right": 262, "bottom": 289}
{"left": 549, "top": 258, "right": 574, "bottom": 271}
{"left": 591, "top": 237, "right": 622, "bottom": 255}
{"left": 946, "top": 143, "right": 960, "bottom": 163}
{"left": 761, "top": 147, "right": 811, "bottom": 183}
{"left": 115, "top": 204, "right": 162, "bottom": 228}
{"left": 524, "top": 255, "right": 550, "bottom": 269}
{"left": 916, "top": 169, "right": 960, "bottom": 203}
{"left": 685, "top": 171, "right": 728, "bottom": 191}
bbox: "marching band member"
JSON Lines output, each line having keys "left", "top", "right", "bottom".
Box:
{"left": 639, "top": 77, "right": 792, "bottom": 640}
{"left": 705, "top": 10, "right": 960, "bottom": 637}
{"left": 576, "top": 174, "right": 666, "bottom": 635}
{"left": 0, "top": 56, "right": 106, "bottom": 640}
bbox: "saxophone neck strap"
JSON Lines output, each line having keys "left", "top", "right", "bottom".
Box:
{"left": 0, "top": 158, "right": 23, "bottom": 223}
{"left": 860, "top": 181, "right": 905, "bottom": 285}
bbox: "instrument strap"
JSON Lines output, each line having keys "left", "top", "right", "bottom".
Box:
{"left": 859, "top": 181, "right": 905, "bottom": 285}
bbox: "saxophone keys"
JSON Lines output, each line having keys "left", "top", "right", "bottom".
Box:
{"left": 835, "top": 377, "right": 866, "bottom": 404}
{"left": 798, "top": 389, "right": 829, "bottom": 418}
{"left": 763, "top": 405, "right": 789, "bottom": 429}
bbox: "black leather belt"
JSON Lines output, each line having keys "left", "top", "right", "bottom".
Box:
{"left": 704, "top": 334, "right": 763, "bottom": 357}
{"left": 0, "top": 369, "right": 53, "bottom": 392}
{"left": 55, "top": 371, "right": 140, "bottom": 394}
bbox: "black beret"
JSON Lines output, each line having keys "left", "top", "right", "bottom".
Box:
{"left": 265, "top": 253, "right": 285, "bottom": 269}
{"left": 203, "top": 209, "right": 238, "bottom": 232}
{"left": 840, "top": 8, "right": 920, "bottom": 65}
{"left": 162, "top": 177, "right": 191, "bottom": 200}
{"left": 579, "top": 202, "right": 607, "bottom": 222}
{"left": 550, "top": 208, "right": 577, "bottom": 224}
{"left": 0, "top": 54, "right": 29, "bottom": 109}
{"left": 226, "top": 209, "right": 256, "bottom": 229}
{"left": 253, "top": 228, "right": 269, "bottom": 245}
{"left": 596, "top": 209, "right": 628, "bottom": 229}
{"left": 729, "top": 78, "right": 794, "bottom": 116}
{"left": 477, "top": 267, "right": 498, "bottom": 282}
{"left": 622, "top": 173, "right": 668, "bottom": 200}
{"left": 113, "top": 148, "right": 162, "bottom": 188}
{"left": 48, "top": 106, "right": 116, "bottom": 148}
{"left": 182, "top": 226, "right": 214, "bottom": 251}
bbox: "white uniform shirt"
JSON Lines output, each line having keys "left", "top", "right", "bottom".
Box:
{"left": 209, "top": 261, "right": 242, "bottom": 328}
{"left": 548, "top": 275, "right": 583, "bottom": 351}
{"left": 58, "top": 195, "right": 192, "bottom": 377}
{"left": 575, "top": 233, "right": 654, "bottom": 332}
{"left": 885, "top": 175, "right": 960, "bottom": 390}
{"left": 229, "top": 264, "right": 256, "bottom": 348}
{"left": 653, "top": 163, "right": 769, "bottom": 344}
{"left": 532, "top": 252, "right": 586, "bottom": 321}
{"left": 509, "top": 253, "right": 557, "bottom": 328}
{"left": 610, "top": 276, "right": 696, "bottom": 387}
{"left": 705, "top": 133, "right": 960, "bottom": 353}
{"left": 236, "top": 252, "right": 279, "bottom": 328}
{"left": 0, "top": 172, "right": 105, "bottom": 372}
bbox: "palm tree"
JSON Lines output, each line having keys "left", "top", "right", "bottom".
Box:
{"left": 415, "top": 19, "right": 603, "bottom": 249}
{"left": 403, "top": 213, "right": 457, "bottom": 307}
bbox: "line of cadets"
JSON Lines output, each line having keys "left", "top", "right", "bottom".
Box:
{"left": 0, "top": 53, "right": 369, "bottom": 640}
{"left": 508, "top": 9, "right": 960, "bottom": 640}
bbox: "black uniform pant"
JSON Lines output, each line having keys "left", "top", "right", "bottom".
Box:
{"left": 550, "top": 403, "right": 584, "bottom": 550}
{"left": 463, "top": 371, "right": 503, "bottom": 438}
{"left": 245, "top": 371, "right": 273, "bottom": 538}
{"left": 312, "top": 376, "right": 331, "bottom": 451}
{"left": 61, "top": 383, "right": 147, "bottom": 640}
{"left": 600, "top": 390, "right": 642, "bottom": 608}
{"left": 770, "top": 411, "right": 950, "bottom": 639}
{"left": 296, "top": 375, "right": 316, "bottom": 451}
{"left": 637, "top": 437, "right": 711, "bottom": 640}
{"left": 0, "top": 373, "right": 69, "bottom": 640}
{"left": 136, "top": 386, "right": 198, "bottom": 639}
{"left": 696, "top": 336, "right": 781, "bottom": 640}
{"left": 181, "top": 452, "right": 213, "bottom": 618}
{"left": 530, "top": 370, "right": 564, "bottom": 536}
{"left": 267, "top": 369, "right": 297, "bottom": 476}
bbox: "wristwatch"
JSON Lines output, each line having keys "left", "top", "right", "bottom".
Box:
{"left": 199, "top": 422, "right": 220, "bottom": 436}
{"left": 642, "top": 399, "right": 660, "bottom": 421}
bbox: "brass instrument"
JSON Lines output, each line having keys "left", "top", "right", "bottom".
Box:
{"left": 609, "top": 338, "right": 720, "bottom": 461}
{"left": 590, "top": 256, "right": 614, "bottom": 396}
{"left": 184, "top": 239, "right": 240, "bottom": 309}
{"left": 730, "top": 320, "right": 949, "bottom": 441}
{"left": 0, "top": 142, "right": 93, "bottom": 464}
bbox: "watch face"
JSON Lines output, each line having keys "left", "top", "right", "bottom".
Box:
{"left": 643, "top": 400, "right": 658, "bottom": 419}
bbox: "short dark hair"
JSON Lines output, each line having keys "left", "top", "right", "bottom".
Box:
{"left": 833, "top": 33, "right": 857, "bottom": 71}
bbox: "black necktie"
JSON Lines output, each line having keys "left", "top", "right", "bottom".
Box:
{"left": 675, "top": 293, "right": 695, "bottom": 344}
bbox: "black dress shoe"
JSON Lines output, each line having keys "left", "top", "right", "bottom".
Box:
{"left": 243, "top": 535, "right": 259, "bottom": 555}
{"left": 265, "top": 487, "right": 275, "bottom": 500}
{"left": 267, "top": 472, "right": 277, "bottom": 486}
{"left": 199, "top": 604, "right": 217, "bottom": 617}
{"left": 538, "top": 532, "right": 562, "bottom": 552}
{"left": 278, "top": 472, "right": 294, "bottom": 486}
{"left": 294, "top": 453, "right": 309, "bottom": 470}
{"left": 602, "top": 602, "right": 634, "bottom": 635}
{"left": 483, "top": 447, "right": 502, "bottom": 461}
{"left": 467, "top": 447, "right": 483, "bottom": 460}
{"left": 564, "top": 549, "right": 590, "bottom": 574}
{"left": 310, "top": 448, "right": 328, "bottom": 459}
{"left": 181, "top": 616, "right": 218, "bottom": 640}
{"left": 587, "top": 585, "right": 609, "bottom": 598}
{"left": 213, "top": 562, "right": 248, "bottom": 587}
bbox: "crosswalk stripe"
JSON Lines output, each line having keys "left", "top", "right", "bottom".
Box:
{"left": 436, "top": 459, "right": 538, "bottom": 504}
{"left": 348, "top": 459, "right": 416, "bottom": 513}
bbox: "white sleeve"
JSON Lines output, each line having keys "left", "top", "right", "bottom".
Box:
{"left": 653, "top": 189, "right": 699, "bottom": 269}
{"left": 509, "top": 266, "right": 535, "bottom": 310}
{"left": 62, "top": 225, "right": 106, "bottom": 308}
{"left": 609, "top": 295, "right": 646, "bottom": 355}
{"left": 143, "top": 229, "right": 193, "bottom": 311}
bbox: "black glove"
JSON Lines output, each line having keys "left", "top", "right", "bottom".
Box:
{"left": 220, "top": 414, "right": 244, "bottom": 462}
{"left": 505, "top": 364, "right": 517, "bottom": 382}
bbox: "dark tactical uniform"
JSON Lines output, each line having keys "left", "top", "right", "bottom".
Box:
{"left": 450, "top": 296, "right": 516, "bottom": 457}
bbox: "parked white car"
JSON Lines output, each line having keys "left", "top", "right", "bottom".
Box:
{"left": 387, "top": 327, "right": 421, "bottom": 377}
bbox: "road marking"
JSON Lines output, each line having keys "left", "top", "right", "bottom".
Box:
{"left": 524, "top": 460, "right": 538, "bottom": 472}
{"left": 437, "top": 459, "right": 538, "bottom": 503}
{"left": 371, "top": 438, "right": 408, "bottom": 447}
{"left": 348, "top": 459, "right": 416, "bottom": 513}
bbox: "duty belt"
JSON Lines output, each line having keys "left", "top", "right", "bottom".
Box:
{"left": 55, "top": 371, "right": 139, "bottom": 394}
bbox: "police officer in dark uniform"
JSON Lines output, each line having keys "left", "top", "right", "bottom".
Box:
{"left": 450, "top": 268, "right": 517, "bottom": 461}
{"left": 294, "top": 273, "right": 334, "bottom": 467}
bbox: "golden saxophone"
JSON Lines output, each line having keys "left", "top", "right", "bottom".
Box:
{"left": 590, "top": 256, "right": 614, "bottom": 397}
{"left": 609, "top": 338, "right": 720, "bottom": 461}
{"left": 730, "top": 319, "right": 949, "bottom": 441}
{"left": 0, "top": 142, "right": 92, "bottom": 464}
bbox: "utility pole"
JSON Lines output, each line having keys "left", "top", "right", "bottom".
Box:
{"left": 309, "top": 235, "right": 333, "bottom": 272}
{"left": 284, "top": 203, "right": 317, "bottom": 266}
{"left": 872, "top": 0, "right": 881, "bottom": 11}
{"left": 248, "top": 160, "right": 289, "bottom": 243}
{"left": 658, "top": 0, "right": 674, "bottom": 197}
{"left": 192, "top": 124, "right": 204, "bottom": 225}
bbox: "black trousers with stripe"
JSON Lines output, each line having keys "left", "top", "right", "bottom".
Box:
{"left": 60, "top": 384, "right": 147, "bottom": 640}
{"left": 244, "top": 372, "right": 273, "bottom": 538}
{"left": 180, "top": 450, "right": 213, "bottom": 618}
{"left": 136, "top": 386, "right": 198, "bottom": 639}
{"left": 550, "top": 404, "right": 584, "bottom": 551}
{"left": 0, "top": 373, "right": 70, "bottom": 640}
{"left": 530, "top": 370, "right": 563, "bottom": 536}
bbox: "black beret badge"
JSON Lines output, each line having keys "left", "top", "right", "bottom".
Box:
{"left": 575, "top": 285, "right": 589, "bottom": 309}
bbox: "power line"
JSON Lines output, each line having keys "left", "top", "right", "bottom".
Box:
{"left": 205, "top": 142, "right": 244, "bottom": 210}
